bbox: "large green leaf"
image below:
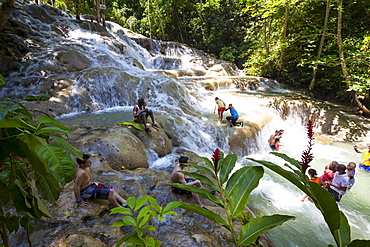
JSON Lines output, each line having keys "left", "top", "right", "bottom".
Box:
{"left": 162, "top": 201, "right": 182, "bottom": 213}
{"left": 116, "top": 121, "right": 145, "bottom": 131}
{"left": 18, "top": 134, "right": 50, "bottom": 176}
{"left": 270, "top": 152, "right": 303, "bottom": 172}
{"left": 0, "top": 118, "right": 36, "bottom": 131}
{"left": 35, "top": 144, "right": 76, "bottom": 185}
{"left": 333, "top": 211, "right": 351, "bottom": 247}
{"left": 168, "top": 183, "right": 224, "bottom": 207}
{"left": 225, "top": 166, "right": 264, "bottom": 218}
{"left": 247, "top": 158, "right": 309, "bottom": 194}
{"left": 187, "top": 163, "right": 216, "bottom": 179}
{"left": 35, "top": 126, "right": 70, "bottom": 136}
{"left": 36, "top": 116, "right": 70, "bottom": 132}
{"left": 180, "top": 171, "right": 220, "bottom": 192}
{"left": 51, "top": 134, "right": 83, "bottom": 159}
{"left": 348, "top": 240, "right": 370, "bottom": 247}
{"left": 238, "top": 215, "right": 295, "bottom": 246}
{"left": 34, "top": 172, "right": 60, "bottom": 203}
{"left": 219, "top": 154, "right": 237, "bottom": 186}
{"left": 178, "top": 203, "right": 232, "bottom": 231}
{"left": 199, "top": 156, "right": 215, "bottom": 170}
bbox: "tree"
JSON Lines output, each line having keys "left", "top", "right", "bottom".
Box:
{"left": 0, "top": 97, "right": 82, "bottom": 247}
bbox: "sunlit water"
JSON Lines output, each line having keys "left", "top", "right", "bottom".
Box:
{"left": 58, "top": 89, "right": 370, "bottom": 246}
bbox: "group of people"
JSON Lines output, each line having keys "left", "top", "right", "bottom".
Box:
{"left": 301, "top": 161, "right": 356, "bottom": 203}
{"left": 268, "top": 129, "right": 284, "bottom": 151}
{"left": 214, "top": 97, "right": 243, "bottom": 127}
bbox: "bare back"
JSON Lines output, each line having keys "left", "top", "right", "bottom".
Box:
{"left": 170, "top": 164, "right": 186, "bottom": 184}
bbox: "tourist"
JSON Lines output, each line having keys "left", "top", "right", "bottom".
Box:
{"left": 353, "top": 145, "right": 370, "bottom": 172}
{"left": 301, "top": 168, "right": 323, "bottom": 203}
{"left": 225, "top": 104, "right": 243, "bottom": 127}
{"left": 214, "top": 97, "right": 226, "bottom": 123}
{"left": 274, "top": 129, "right": 284, "bottom": 151}
{"left": 74, "top": 154, "right": 128, "bottom": 208}
{"left": 133, "top": 98, "right": 158, "bottom": 133}
{"left": 325, "top": 164, "right": 349, "bottom": 202}
{"left": 170, "top": 156, "right": 208, "bottom": 209}
{"left": 346, "top": 162, "right": 357, "bottom": 190}
{"left": 320, "top": 161, "right": 338, "bottom": 183}
{"left": 268, "top": 130, "right": 280, "bottom": 151}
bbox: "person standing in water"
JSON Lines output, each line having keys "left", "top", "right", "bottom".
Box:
{"left": 214, "top": 97, "right": 226, "bottom": 123}
{"left": 353, "top": 144, "right": 370, "bottom": 172}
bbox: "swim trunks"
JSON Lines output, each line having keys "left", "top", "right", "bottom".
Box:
{"left": 218, "top": 107, "right": 226, "bottom": 113}
{"left": 171, "top": 179, "right": 195, "bottom": 195}
{"left": 80, "top": 183, "right": 112, "bottom": 199}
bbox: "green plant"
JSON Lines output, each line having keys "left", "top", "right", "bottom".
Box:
{"left": 0, "top": 98, "right": 82, "bottom": 247}
{"left": 110, "top": 196, "right": 182, "bottom": 247}
{"left": 117, "top": 121, "right": 145, "bottom": 131}
{"left": 248, "top": 120, "right": 370, "bottom": 247}
{"left": 169, "top": 149, "right": 294, "bottom": 246}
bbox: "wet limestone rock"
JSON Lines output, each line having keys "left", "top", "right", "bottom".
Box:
{"left": 56, "top": 50, "right": 91, "bottom": 71}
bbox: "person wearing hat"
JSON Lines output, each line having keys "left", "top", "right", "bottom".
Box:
{"left": 353, "top": 144, "right": 370, "bottom": 172}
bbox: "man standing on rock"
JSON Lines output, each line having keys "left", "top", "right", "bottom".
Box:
{"left": 133, "top": 98, "right": 158, "bottom": 133}
{"left": 170, "top": 156, "right": 208, "bottom": 209}
{"left": 74, "top": 154, "right": 128, "bottom": 207}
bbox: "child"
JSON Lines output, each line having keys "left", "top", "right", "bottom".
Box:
{"left": 301, "top": 168, "right": 323, "bottom": 203}
{"left": 320, "top": 161, "right": 338, "bottom": 183}
{"left": 326, "top": 164, "right": 349, "bottom": 202}
{"left": 346, "top": 162, "right": 357, "bottom": 190}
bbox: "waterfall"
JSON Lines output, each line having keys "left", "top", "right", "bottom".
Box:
{"left": 2, "top": 5, "right": 370, "bottom": 246}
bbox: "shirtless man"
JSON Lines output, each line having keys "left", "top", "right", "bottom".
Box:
{"left": 133, "top": 98, "right": 158, "bottom": 133}
{"left": 214, "top": 97, "right": 226, "bottom": 123}
{"left": 268, "top": 130, "right": 280, "bottom": 151}
{"left": 170, "top": 156, "right": 207, "bottom": 209}
{"left": 74, "top": 154, "right": 127, "bottom": 207}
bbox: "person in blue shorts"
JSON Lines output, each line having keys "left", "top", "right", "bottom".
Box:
{"left": 225, "top": 104, "right": 243, "bottom": 127}
{"left": 353, "top": 145, "right": 370, "bottom": 172}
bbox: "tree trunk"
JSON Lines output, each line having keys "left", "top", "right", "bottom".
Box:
{"left": 75, "top": 0, "right": 80, "bottom": 20}
{"left": 309, "top": 0, "right": 330, "bottom": 93}
{"left": 0, "top": 207, "right": 10, "bottom": 247}
{"left": 147, "top": 0, "right": 152, "bottom": 38}
{"left": 278, "top": 0, "right": 290, "bottom": 79}
{"left": 155, "top": 0, "right": 165, "bottom": 40}
{"left": 337, "top": 0, "right": 370, "bottom": 117}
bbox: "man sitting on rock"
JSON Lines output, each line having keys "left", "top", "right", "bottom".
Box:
{"left": 170, "top": 156, "right": 208, "bottom": 209}
{"left": 133, "top": 98, "right": 158, "bottom": 133}
{"left": 74, "top": 154, "right": 128, "bottom": 208}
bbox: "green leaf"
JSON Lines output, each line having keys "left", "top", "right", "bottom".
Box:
{"left": 143, "top": 237, "right": 156, "bottom": 246}
{"left": 162, "top": 211, "right": 177, "bottom": 216}
{"left": 219, "top": 154, "right": 237, "bottom": 186}
{"left": 238, "top": 215, "right": 295, "bottom": 246}
{"left": 36, "top": 116, "right": 70, "bottom": 132}
{"left": 134, "top": 195, "right": 150, "bottom": 211}
{"left": 142, "top": 225, "right": 156, "bottom": 231}
{"left": 333, "top": 211, "right": 351, "bottom": 247}
{"left": 162, "top": 201, "right": 182, "bottom": 213}
{"left": 51, "top": 134, "right": 83, "bottom": 159}
{"left": 34, "top": 172, "right": 60, "bottom": 203}
{"left": 247, "top": 158, "right": 309, "bottom": 194}
{"left": 0, "top": 118, "right": 36, "bottom": 131}
{"left": 187, "top": 163, "right": 216, "bottom": 179}
{"left": 0, "top": 180, "right": 11, "bottom": 206}
{"left": 168, "top": 183, "right": 224, "bottom": 207}
{"left": 111, "top": 219, "right": 125, "bottom": 227}
{"left": 226, "top": 166, "right": 264, "bottom": 218}
{"left": 271, "top": 152, "right": 303, "bottom": 173}
{"left": 199, "top": 156, "right": 215, "bottom": 170}
{"left": 110, "top": 207, "right": 132, "bottom": 215}
{"left": 348, "top": 240, "right": 370, "bottom": 247}
{"left": 18, "top": 134, "right": 50, "bottom": 176}
{"left": 116, "top": 121, "right": 145, "bottom": 131}
{"left": 137, "top": 205, "right": 153, "bottom": 226}
{"left": 180, "top": 171, "right": 220, "bottom": 192}
{"left": 35, "top": 126, "right": 70, "bottom": 136}
{"left": 178, "top": 203, "right": 231, "bottom": 231}
{"left": 138, "top": 214, "right": 151, "bottom": 228}
{"left": 35, "top": 144, "right": 76, "bottom": 185}
{"left": 116, "top": 233, "right": 141, "bottom": 246}
{"left": 122, "top": 216, "right": 137, "bottom": 226}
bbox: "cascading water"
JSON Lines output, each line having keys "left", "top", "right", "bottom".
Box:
{"left": 2, "top": 4, "right": 370, "bottom": 246}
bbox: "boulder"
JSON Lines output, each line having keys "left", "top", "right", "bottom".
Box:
{"left": 56, "top": 50, "right": 91, "bottom": 71}
{"left": 23, "top": 5, "right": 56, "bottom": 24}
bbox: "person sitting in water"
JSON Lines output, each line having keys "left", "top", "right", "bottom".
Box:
{"left": 133, "top": 98, "right": 158, "bottom": 133}
{"left": 353, "top": 144, "right": 370, "bottom": 172}
{"left": 170, "top": 156, "right": 209, "bottom": 209}
{"left": 225, "top": 104, "right": 243, "bottom": 127}
{"left": 301, "top": 168, "right": 323, "bottom": 203}
{"left": 325, "top": 164, "right": 349, "bottom": 202}
{"left": 274, "top": 129, "right": 284, "bottom": 151}
{"left": 74, "top": 154, "right": 128, "bottom": 208}
{"left": 214, "top": 97, "right": 226, "bottom": 123}
{"left": 320, "top": 161, "right": 338, "bottom": 183}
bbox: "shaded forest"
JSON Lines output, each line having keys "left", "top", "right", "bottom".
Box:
{"left": 1, "top": 0, "right": 370, "bottom": 114}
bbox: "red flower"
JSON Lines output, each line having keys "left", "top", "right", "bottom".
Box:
{"left": 212, "top": 148, "right": 222, "bottom": 171}
{"left": 299, "top": 120, "right": 314, "bottom": 174}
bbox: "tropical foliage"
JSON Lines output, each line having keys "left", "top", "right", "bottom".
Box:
{"left": 169, "top": 148, "right": 294, "bottom": 246}
{"left": 248, "top": 120, "right": 370, "bottom": 247}
{"left": 111, "top": 196, "right": 182, "bottom": 247}
{"left": 0, "top": 98, "right": 82, "bottom": 247}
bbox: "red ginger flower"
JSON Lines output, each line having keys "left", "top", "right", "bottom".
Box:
{"left": 299, "top": 120, "right": 314, "bottom": 174}
{"left": 212, "top": 148, "right": 222, "bottom": 171}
